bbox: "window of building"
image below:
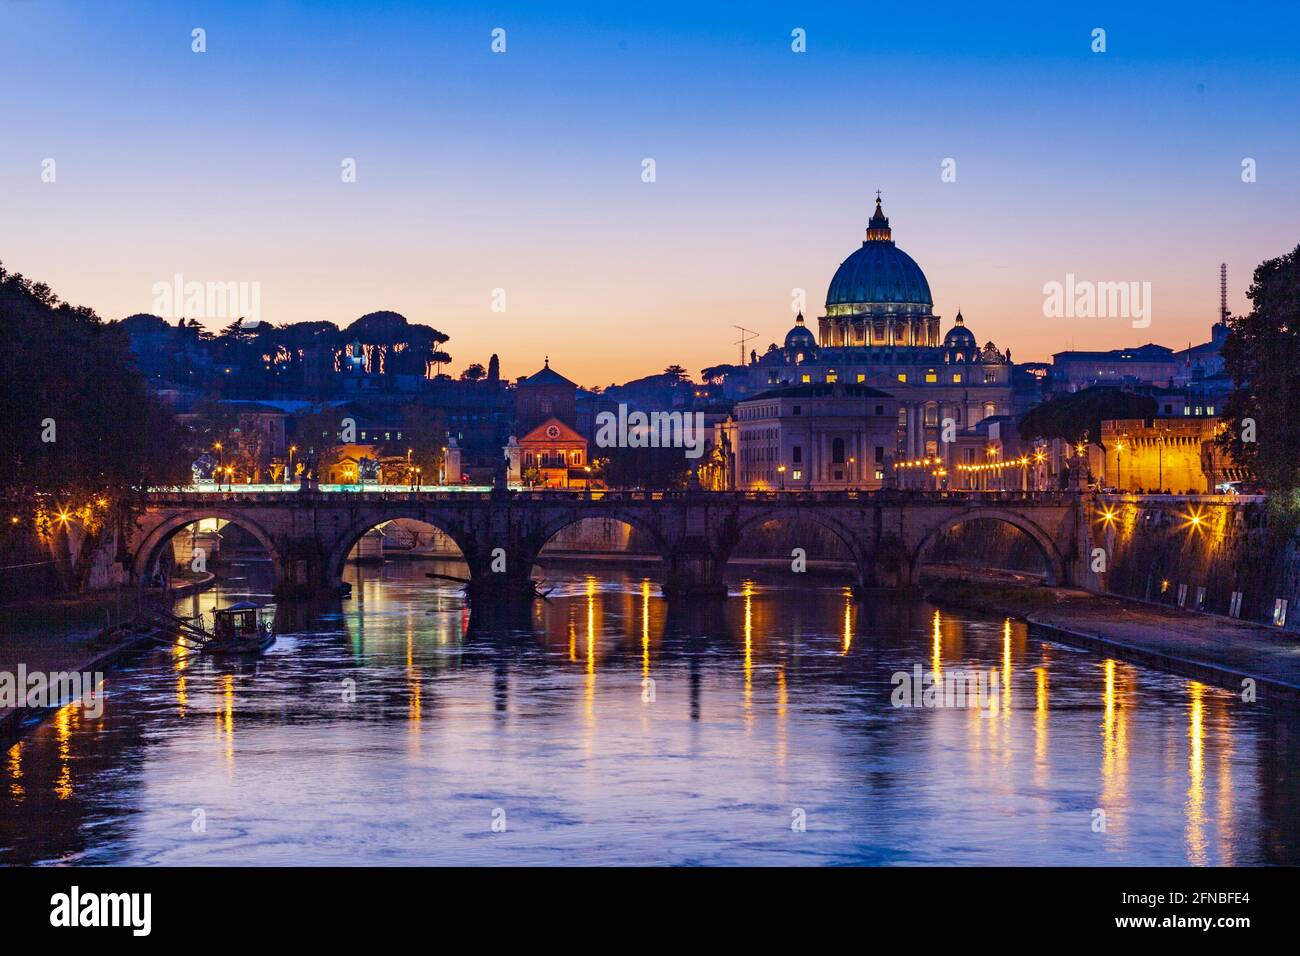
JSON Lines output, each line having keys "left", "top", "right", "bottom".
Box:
{"left": 826, "top": 370, "right": 837, "bottom": 383}
{"left": 874, "top": 445, "right": 884, "bottom": 463}
{"left": 801, "top": 374, "right": 811, "bottom": 383}
{"left": 982, "top": 402, "right": 996, "bottom": 419}
{"left": 857, "top": 374, "right": 866, "bottom": 383}
{"left": 897, "top": 373, "right": 907, "bottom": 383}
{"left": 792, "top": 470, "right": 802, "bottom": 480}
{"left": 924, "top": 405, "right": 938, "bottom": 426}
{"left": 875, "top": 469, "right": 884, "bottom": 480}
{"left": 793, "top": 446, "right": 802, "bottom": 464}
{"left": 984, "top": 371, "right": 997, "bottom": 383}
{"left": 952, "top": 373, "right": 962, "bottom": 383}
{"left": 925, "top": 440, "right": 938, "bottom": 456}
{"left": 793, "top": 405, "right": 801, "bottom": 415}
{"left": 832, "top": 437, "right": 845, "bottom": 464}
{"left": 875, "top": 405, "right": 884, "bottom": 415}
{"left": 925, "top": 370, "right": 937, "bottom": 383}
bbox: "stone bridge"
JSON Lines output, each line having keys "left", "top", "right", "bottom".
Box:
{"left": 124, "top": 488, "right": 1096, "bottom": 601}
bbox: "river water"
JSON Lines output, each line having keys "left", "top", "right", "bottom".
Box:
{"left": 3, "top": 559, "right": 1297, "bottom": 865}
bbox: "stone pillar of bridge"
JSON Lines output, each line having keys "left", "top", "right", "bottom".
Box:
{"left": 662, "top": 536, "right": 728, "bottom": 599}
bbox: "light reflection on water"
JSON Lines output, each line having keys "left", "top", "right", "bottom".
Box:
{"left": 2, "top": 559, "right": 1298, "bottom": 866}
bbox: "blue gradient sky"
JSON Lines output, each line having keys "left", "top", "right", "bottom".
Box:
{"left": 3, "top": 1, "right": 1298, "bottom": 384}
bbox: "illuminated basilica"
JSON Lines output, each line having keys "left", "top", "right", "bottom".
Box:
{"left": 748, "top": 195, "right": 1016, "bottom": 464}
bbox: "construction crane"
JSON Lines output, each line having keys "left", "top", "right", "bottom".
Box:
{"left": 732, "top": 325, "right": 758, "bottom": 366}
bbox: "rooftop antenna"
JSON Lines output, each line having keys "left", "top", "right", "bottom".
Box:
{"left": 733, "top": 325, "right": 758, "bottom": 365}
{"left": 1219, "top": 262, "right": 1228, "bottom": 323}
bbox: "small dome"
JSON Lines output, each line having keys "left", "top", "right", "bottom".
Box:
{"left": 943, "top": 311, "right": 976, "bottom": 348}
{"left": 784, "top": 312, "right": 817, "bottom": 350}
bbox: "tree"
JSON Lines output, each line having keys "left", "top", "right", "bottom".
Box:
{"left": 1217, "top": 243, "right": 1300, "bottom": 521}
{"left": 1017, "top": 387, "right": 1156, "bottom": 449}
{"left": 592, "top": 446, "right": 693, "bottom": 489}
{"left": 460, "top": 362, "right": 486, "bottom": 382}
{"left": 0, "top": 261, "right": 193, "bottom": 589}
{"left": 663, "top": 364, "right": 689, "bottom": 382}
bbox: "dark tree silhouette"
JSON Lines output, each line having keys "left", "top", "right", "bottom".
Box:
{"left": 1217, "top": 243, "right": 1300, "bottom": 518}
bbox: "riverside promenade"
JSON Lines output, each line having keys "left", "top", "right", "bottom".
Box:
{"left": 1027, "top": 593, "right": 1300, "bottom": 703}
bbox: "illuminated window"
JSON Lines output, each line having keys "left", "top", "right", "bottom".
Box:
{"left": 897, "top": 373, "right": 907, "bottom": 383}
{"left": 826, "top": 372, "right": 838, "bottom": 383}
{"left": 801, "top": 374, "right": 811, "bottom": 383}
{"left": 792, "top": 470, "right": 803, "bottom": 480}
{"left": 952, "top": 373, "right": 962, "bottom": 383}
{"left": 925, "top": 370, "right": 937, "bottom": 383}
{"left": 857, "top": 374, "right": 866, "bottom": 383}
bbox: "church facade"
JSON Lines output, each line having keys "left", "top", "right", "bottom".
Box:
{"left": 747, "top": 196, "right": 1016, "bottom": 463}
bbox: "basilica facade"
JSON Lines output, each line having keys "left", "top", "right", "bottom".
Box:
{"left": 746, "top": 196, "right": 1016, "bottom": 465}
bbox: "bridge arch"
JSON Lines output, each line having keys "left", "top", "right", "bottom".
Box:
{"left": 324, "top": 512, "right": 475, "bottom": 587}
{"left": 133, "top": 509, "right": 284, "bottom": 588}
{"left": 720, "top": 507, "right": 875, "bottom": 590}
{"left": 522, "top": 509, "right": 673, "bottom": 584}
{"left": 909, "top": 508, "right": 1067, "bottom": 586}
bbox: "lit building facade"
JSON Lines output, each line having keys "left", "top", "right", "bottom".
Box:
{"left": 731, "top": 383, "right": 898, "bottom": 490}
{"left": 749, "top": 196, "right": 1015, "bottom": 461}
{"left": 1099, "top": 418, "right": 1230, "bottom": 494}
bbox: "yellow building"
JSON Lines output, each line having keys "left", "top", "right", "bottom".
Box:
{"left": 1099, "top": 418, "right": 1225, "bottom": 494}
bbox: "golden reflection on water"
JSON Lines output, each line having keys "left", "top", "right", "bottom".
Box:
{"left": 1214, "top": 696, "right": 1236, "bottom": 865}
{"left": 584, "top": 576, "right": 596, "bottom": 727}
{"left": 1186, "top": 680, "right": 1207, "bottom": 864}
{"left": 842, "top": 590, "right": 853, "bottom": 655}
{"left": 54, "top": 702, "right": 75, "bottom": 799}
{"left": 218, "top": 673, "right": 235, "bottom": 770}
{"left": 406, "top": 617, "right": 422, "bottom": 741}
{"left": 742, "top": 580, "right": 754, "bottom": 714}
{"left": 931, "top": 609, "right": 943, "bottom": 682}
{"left": 641, "top": 578, "right": 651, "bottom": 678}
{"left": 1099, "top": 659, "right": 1130, "bottom": 847}
{"left": 1033, "top": 662, "right": 1049, "bottom": 787}
{"left": 1002, "top": 619, "right": 1013, "bottom": 717}
{"left": 6, "top": 741, "right": 22, "bottom": 799}
{"left": 174, "top": 631, "right": 191, "bottom": 718}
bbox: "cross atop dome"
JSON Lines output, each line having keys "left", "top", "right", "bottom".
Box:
{"left": 866, "top": 193, "right": 892, "bottom": 242}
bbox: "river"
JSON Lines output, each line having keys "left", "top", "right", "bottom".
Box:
{"left": 2, "top": 559, "right": 1297, "bottom": 865}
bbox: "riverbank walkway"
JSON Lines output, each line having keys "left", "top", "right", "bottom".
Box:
{"left": 1027, "top": 592, "right": 1300, "bottom": 703}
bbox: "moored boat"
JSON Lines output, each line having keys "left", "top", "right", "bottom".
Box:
{"left": 206, "top": 602, "right": 276, "bottom": 655}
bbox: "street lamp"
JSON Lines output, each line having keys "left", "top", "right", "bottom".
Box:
{"left": 287, "top": 445, "right": 297, "bottom": 486}
{"left": 777, "top": 464, "right": 786, "bottom": 490}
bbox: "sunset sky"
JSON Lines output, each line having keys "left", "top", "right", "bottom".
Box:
{"left": 3, "top": 1, "right": 1298, "bottom": 386}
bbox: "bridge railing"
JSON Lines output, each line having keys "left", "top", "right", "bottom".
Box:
{"left": 143, "top": 487, "right": 1090, "bottom": 506}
